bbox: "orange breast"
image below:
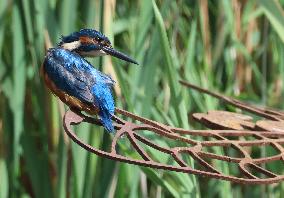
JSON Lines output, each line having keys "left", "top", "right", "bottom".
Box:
{"left": 41, "top": 65, "right": 99, "bottom": 115}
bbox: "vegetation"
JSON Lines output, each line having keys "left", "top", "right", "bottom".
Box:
{"left": 1, "top": 0, "right": 284, "bottom": 197}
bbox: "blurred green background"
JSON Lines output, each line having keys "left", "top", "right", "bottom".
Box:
{"left": 1, "top": 0, "right": 284, "bottom": 197}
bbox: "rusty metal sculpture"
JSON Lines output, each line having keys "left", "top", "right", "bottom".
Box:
{"left": 63, "top": 80, "right": 284, "bottom": 184}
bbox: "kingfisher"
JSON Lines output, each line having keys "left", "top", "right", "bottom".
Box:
{"left": 42, "top": 29, "right": 138, "bottom": 132}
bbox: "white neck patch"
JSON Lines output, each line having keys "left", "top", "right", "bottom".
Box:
{"left": 61, "top": 40, "right": 81, "bottom": 51}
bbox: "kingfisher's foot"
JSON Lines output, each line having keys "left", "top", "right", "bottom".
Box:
{"left": 69, "top": 107, "right": 83, "bottom": 116}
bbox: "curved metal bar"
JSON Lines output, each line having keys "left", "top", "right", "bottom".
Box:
{"left": 63, "top": 81, "right": 284, "bottom": 184}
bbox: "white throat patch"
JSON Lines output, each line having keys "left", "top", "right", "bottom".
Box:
{"left": 80, "top": 50, "right": 107, "bottom": 57}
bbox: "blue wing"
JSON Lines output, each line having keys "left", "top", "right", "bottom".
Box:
{"left": 43, "top": 48, "right": 115, "bottom": 132}
{"left": 92, "top": 82, "right": 115, "bottom": 132}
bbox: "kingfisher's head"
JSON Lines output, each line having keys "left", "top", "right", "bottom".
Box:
{"left": 59, "top": 29, "right": 138, "bottom": 64}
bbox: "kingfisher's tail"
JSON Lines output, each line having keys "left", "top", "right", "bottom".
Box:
{"left": 99, "top": 109, "right": 114, "bottom": 132}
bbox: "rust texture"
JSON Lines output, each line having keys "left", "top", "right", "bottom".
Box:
{"left": 63, "top": 80, "right": 284, "bottom": 184}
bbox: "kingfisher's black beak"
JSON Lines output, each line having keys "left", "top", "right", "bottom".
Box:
{"left": 102, "top": 46, "right": 139, "bottom": 65}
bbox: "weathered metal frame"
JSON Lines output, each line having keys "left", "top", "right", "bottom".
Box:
{"left": 63, "top": 80, "right": 284, "bottom": 184}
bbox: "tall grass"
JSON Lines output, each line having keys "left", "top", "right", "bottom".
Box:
{"left": 1, "top": 0, "right": 284, "bottom": 197}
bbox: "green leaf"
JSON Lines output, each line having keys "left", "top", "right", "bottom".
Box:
{"left": 0, "top": 159, "right": 8, "bottom": 198}
{"left": 258, "top": 0, "right": 284, "bottom": 43}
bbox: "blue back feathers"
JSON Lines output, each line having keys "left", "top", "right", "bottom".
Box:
{"left": 44, "top": 48, "right": 115, "bottom": 132}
